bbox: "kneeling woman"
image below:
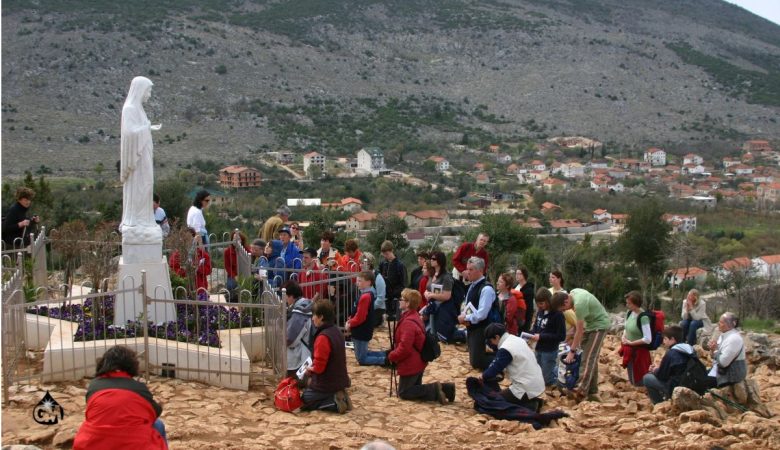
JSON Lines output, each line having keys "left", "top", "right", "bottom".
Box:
{"left": 389, "top": 289, "right": 455, "bottom": 403}
{"left": 302, "top": 300, "right": 353, "bottom": 414}
{"left": 73, "top": 345, "right": 167, "bottom": 449}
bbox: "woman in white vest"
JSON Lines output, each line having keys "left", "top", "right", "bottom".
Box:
{"left": 479, "top": 323, "right": 546, "bottom": 412}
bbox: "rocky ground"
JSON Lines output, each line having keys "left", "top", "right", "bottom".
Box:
{"left": 2, "top": 330, "right": 779, "bottom": 450}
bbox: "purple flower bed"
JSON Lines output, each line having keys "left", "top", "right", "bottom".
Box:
{"left": 29, "top": 296, "right": 264, "bottom": 348}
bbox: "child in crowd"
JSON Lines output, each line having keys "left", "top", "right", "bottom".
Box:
{"left": 642, "top": 325, "right": 696, "bottom": 404}
{"left": 529, "top": 288, "right": 567, "bottom": 386}
{"left": 345, "top": 271, "right": 385, "bottom": 366}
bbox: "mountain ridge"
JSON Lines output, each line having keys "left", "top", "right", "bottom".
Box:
{"left": 2, "top": 0, "right": 780, "bottom": 177}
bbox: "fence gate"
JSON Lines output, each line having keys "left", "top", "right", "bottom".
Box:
{"left": 2, "top": 253, "right": 27, "bottom": 405}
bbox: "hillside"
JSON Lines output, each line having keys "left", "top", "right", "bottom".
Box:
{"left": 2, "top": 0, "right": 780, "bottom": 177}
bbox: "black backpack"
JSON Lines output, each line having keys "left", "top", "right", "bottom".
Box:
{"left": 677, "top": 355, "right": 710, "bottom": 395}
{"left": 414, "top": 322, "right": 441, "bottom": 362}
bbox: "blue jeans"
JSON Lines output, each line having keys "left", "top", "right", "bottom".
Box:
{"left": 153, "top": 418, "right": 168, "bottom": 445}
{"left": 353, "top": 339, "right": 386, "bottom": 365}
{"left": 642, "top": 373, "right": 670, "bottom": 404}
{"left": 680, "top": 319, "right": 703, "bottom": 346}
{"left": 536, "top": 350, "right": 559, "bottom": 386}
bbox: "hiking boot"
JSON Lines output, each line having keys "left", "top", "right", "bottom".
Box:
{"left": 343, "top": 390, "right": 353, "bottom": 411}
{"left": 334, "top": 390, "right": 350, "bottom": 414}
{"left": 442, "top": 382, "right": 456, "bottom": 403}
{"left": 435, "top": 382, "right": 447, "bottom": 405}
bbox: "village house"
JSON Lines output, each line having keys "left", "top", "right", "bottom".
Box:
{"left": 757, "top": 182, "right": 780, "bottom": 207}
{"left": 667, "top": 266, "right": 708, "bottom": 288}
{"left": 323, "top": 197, "right": 364, "bottom": 213}
{"left": 549, "top": 219, "right": 584, "bottom": 234}
{"left": 218, "top": 165, "right": 261, "bottom": 189}
{"left": 516, "top": 217, "right": 544, "bottom": 230}
{"left": 346, "top": 211, "right": 378, "bottom": 231}
{"left": 681, "top": 164, "right": 706, "bottom": 175}
{"left": 506, "top": 163, "right": 521, "bottom": 175}
{"left": 615, "top": 158, "right": 642, "bottom": 172}
{"left": 683, "top": 153, "right": 704, "bottom": 166}
{"left": 496, "top": 153, "right": 513, "bottom": 165}
{"left": 719, "top": 257, "right": 756, "bottom": 280}
{"left": 588, "top": 159, "right": 610, "bottom": 170}
{"left": 303, "top": 151, "right": 326, "bottom": 174}
{"left": 644, "top": 147, "right": 667, "bottom": 166}
{"left": 592, "top": 209, "right": 612, "bottom": 222}
{"left": 475, "top": 173, "right": 491, "bottom": 185}
{"left": 427, "top": 156, "right": 450, "bottom": 172}
{"left": 404, "top": 210, "right": 448, "bottom": 228}
{"left": 549, "top": 161, "right": 563, "bottom": 175}
{"left": 743, "top": 140, "right": 773, "bottom": 153}
{"left": 561, "top": 162, "right": 585, "bottom": 178}
{"left": 663, "top": 213, "right": 697, "bottom": 233}
{"left": 540, "top": 201, "right": 562, "bottom": 215}
{"left": 590, "top": 176, "right": 610, "bottom": 191}
{"left": 611, "top": 213, "right": 629, "bottom": 226}
{"left": 608, "top": 180, "right": 625, "bottom": 192}
{"left": 356, "top": 147, "right": 386, "bottom": 176}
{"left": 753, "top": 254, "right": 780, "bottom": 279}
{"left": 275, "top": 151, "right": 295, "bottom": 165}
{"left": 730, "top": 164, "right": 754, "bottom": 176}
{"left": 542, "top": 178, "right": 569, "bottom": 192}
{"left": 529, "top": 160, "right": 547, "bottom": 171}
{"left": 722, "top": 156, "right": 741, "bottom": 168}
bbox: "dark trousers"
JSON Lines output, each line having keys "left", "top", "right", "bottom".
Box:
{"left": 467, "top": 325, "right": 494, "bottom": 370}
{"left": 500, "top": 389, "right": 541, "bottom": 411}
{"left": 301, "top": 389, "right": 337, "bottom": 412}
{"left": 398, "top": 372, "right": 438, "bottom": 402}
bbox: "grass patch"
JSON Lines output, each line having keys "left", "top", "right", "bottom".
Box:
{"left": 741, "top": 317, "right": 780, "bottom": 334}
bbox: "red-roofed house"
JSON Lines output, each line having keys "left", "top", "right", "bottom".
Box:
{"left": 593, "top": 209, "right": 611, "bottom": 222}
{"left": 346, "top": 211, "right": 377, "bottom": 231}
{"left": 549, "top": 219, "right": 583, "bottom": 233}
{"left": 542, "top": 178, "right": 569, "bottom": 191}
{"left": 743, "top": 140, "right": 772, "bottom": 153}
{"left": 721, "top": 256, "right": 753, "bottom": 272}
{"left": 753, "top": 254, "right": 780, "bottom": 279}
{"left": 663, "top": 213, "right": 697, "bottom": 233}
{"left": 541, "top": 202, "right": 561, "bottom": 214}
{"left": 667, "top": 266, "right": 708, "bottom": 288}
{"left": 404, "top": 210, "right": 448, "bottom": 228}
{"left": 303, "top": 151, "right": 326, "bottom": 174}
{"left": 219, "top": 165, "right": 261, "bottom": 189}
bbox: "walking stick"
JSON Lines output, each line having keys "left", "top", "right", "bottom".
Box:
{"left": 388, "top": 297, "right": 398, "bottom": 397}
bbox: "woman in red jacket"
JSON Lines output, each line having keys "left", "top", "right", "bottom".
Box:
{"left": 496, "top": 273, "right": 526, "bottom": 336}
{"left": 73, "top": 345, "right": 167, "bottom": 450}
{"left": 224, "top": 229, "right": 250, "bottom": 291}
{"left": 388, "top": 289, "right": 455, "bottom": 404}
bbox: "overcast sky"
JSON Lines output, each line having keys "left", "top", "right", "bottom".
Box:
{"left": 725, "top": 0, "right": 780, "bottom": 26}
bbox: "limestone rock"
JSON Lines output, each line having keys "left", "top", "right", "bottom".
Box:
{"left": 51, "top": 428, "right": 77, "bottom": 447}
{"left": 20, "top": 429, "right": 55, "bottom": 445}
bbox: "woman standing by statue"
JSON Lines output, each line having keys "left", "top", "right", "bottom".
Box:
{"left": 119, "top": 76, "right": 162, "bottom": 244}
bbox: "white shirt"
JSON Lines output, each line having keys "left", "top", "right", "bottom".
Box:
{"left": 499, "top": 333, "right": 545, "bottom": 400}
{"left": 716, "top": 328, "right": 745, "bottom": 367}
{"left": 186, "top": 206, "right": 206, "bottom": 234}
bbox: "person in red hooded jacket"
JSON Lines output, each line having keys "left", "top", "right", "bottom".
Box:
{"left": 388, "top": 288, "right": 455, "bottom": 404}
{"left": 73, "top": 345, "right": 167, "bottom": 450}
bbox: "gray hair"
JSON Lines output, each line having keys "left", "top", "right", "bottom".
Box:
{"left": 467, "top": 256, "right": 485, "bottom": 272}
{"left": 277, "top": 205, "right": 291, "bottom": 216}
{"left": 721, "top": 312, "right": 738, "bottom": 329}
{"left": 361, "top": 441, "right": 396, "bottom": 450}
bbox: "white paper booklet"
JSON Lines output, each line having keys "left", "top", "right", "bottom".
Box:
{"left": 296, "top": 357, "right": 312, "bottom": 379}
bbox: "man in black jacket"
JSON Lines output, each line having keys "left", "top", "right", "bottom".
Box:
{"left": 2, "top": 187, "right": 39, "bottom": 249}
{"left": 379, "top": 240, "right": 406, "bottom": 321}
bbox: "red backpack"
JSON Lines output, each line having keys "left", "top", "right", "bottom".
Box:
{"left": 274, "top": 377, "right": 303, "bottom": 412}
{"left": 637, "top": 310, "right": 665, "bottom": 350}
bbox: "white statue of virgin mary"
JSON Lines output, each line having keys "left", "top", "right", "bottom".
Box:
{"left": 119, "top": 76, "right": 162, "bottom": 244}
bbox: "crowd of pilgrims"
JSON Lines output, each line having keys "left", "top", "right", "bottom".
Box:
{"left": 64, "top": 201, "right": 749, "bottom": 447}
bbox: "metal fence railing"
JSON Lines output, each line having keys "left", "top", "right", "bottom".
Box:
{"left": 1, "top": 252, "right": 27, "bottom": 405}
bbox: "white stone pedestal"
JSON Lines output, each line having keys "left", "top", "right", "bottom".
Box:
{"left": 115, "top": 255, "right": 176, "bottom": 325}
